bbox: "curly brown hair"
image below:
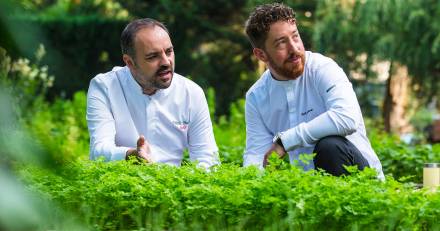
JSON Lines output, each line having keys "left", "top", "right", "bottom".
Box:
{"left": 245, "top": 3, "right": 296, "bottom": 49}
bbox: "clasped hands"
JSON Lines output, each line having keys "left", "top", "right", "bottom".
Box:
{"left": 125, "top": 135, "right": 153, "bottom": 163}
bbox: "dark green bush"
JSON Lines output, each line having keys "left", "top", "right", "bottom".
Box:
{"left": 1, "top": 0, "right": 318, "bottom": 117}
{"left": 5, "top": 14, "right": 127, "bottom": 99}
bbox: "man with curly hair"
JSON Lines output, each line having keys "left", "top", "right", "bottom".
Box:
{"left": 243, "top": 3, "right": 383, "bottom": 178}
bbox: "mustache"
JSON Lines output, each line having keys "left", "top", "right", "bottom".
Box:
{"left": 288, "top": 53, "right": 301, "bottom": 59}
{"left": 155, "top": 65, "right": 173, "bottom": 75}
{"left": 284, "top": 53, "right": 303, "bottom": 63}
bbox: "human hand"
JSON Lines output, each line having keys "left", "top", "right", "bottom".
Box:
{"left": 126, "top": 135, "right": 153, "bottom": 163}
{"left": 263, "top": 143, "right": 286, "bottom": 167}
{"left": 136, "top": 135, "right": 152, "bottom": 162}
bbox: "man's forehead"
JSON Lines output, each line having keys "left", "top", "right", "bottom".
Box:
{"left": 135, "top": 26, "right": 168, "bottom": 41}
{"left": 268, "top": 20, "right": 297, "bottom": 37}
{"left": 263, "top": 21, "right": 296, "bottom": 45}
{"left": 133, "top": 26, "right": 172, "bottom": 49}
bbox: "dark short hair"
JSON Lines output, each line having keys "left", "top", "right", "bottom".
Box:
{"left": 245, "top": 3, "right": 296, "bottom": 49}
{"left": 120, "top": 18, "right": 169, "bottom": 58}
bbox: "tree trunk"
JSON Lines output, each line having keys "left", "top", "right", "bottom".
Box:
{"left": 383, "top": 62, "right": 412, "bottom": 134}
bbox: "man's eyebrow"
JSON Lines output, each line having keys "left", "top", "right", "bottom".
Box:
{"left": 273, "top": 29, "right": 298, "bottom": 44}
{"left": 145, "top": 51, "right": 159, "bottom": 57}
{"left": 145, "top": 47, "right": 173, "bottom": 57}
{"left": 273, "top": 36, "right": 286, "bottom": 44}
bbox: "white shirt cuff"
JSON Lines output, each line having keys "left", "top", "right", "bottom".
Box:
{"left": 280, "top": 127, "right": 302, "bottom": 152}
{"left": 110, "top": 147, "right": 131, "bottom": 161}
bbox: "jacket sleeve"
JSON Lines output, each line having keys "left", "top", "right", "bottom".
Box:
{"left": 87, "top": 77, "right": 130, "bottom": 161}
{"left": 243, "top": 93, "right": 273, "bottom": 168}
{"left": 187, "top": 87, "right": 220, "bottom": 168}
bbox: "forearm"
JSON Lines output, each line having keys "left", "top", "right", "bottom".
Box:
{"left": 90, "top": 140, "right": 130, "bottom": 161}
{"left": 281, "top": 108, "right": 359, "bottom": 151}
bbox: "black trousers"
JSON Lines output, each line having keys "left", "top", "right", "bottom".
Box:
{"left": 313, "top": 136, "right": 369, "bottom": 176}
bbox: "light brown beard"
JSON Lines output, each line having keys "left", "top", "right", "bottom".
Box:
{"left": 268, "top": 52, "right": 305, "bottom": 80}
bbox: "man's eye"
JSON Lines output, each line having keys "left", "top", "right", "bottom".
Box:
{"left": 146, "top": 56, "right": 156, "bottom": 60}
{"left": 276, "top": 41, "right": 286, "bottom": 47}
{"left": 166, "top": 49, "right": 173, "bottom": 55}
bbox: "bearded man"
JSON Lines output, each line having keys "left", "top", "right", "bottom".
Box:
{"left": 243, "top": 3, "right": 383, "bottom": 178}
{"left": 87, "top": 18, "right": 219, "bottom": 168}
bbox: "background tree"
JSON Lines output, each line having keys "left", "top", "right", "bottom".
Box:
{"left": 314, "top": 0, "right": 440, "bottom": 134}
{"left": 1, "top": 0, "right": 318, "bottom": 117}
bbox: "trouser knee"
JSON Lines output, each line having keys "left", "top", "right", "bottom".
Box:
{"left": 313, "top": 135, "right": 369, "bottom": 176}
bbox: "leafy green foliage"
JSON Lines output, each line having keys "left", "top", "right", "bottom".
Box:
{"left": 19, "top": 160, "right": 440, "bottom": 230}
{"left": 38, "top": 0, "right": 129, "bottom": 19}
{"left": 369, "top": 128, "right": 440, "bottom": 183}
{"left": 0, "top": 46, "right": 54, "bottom": 118}
{"left": 25, "top": 91, "right": 89, "bottom": 164}
{"left": 206, "top": 86, "right": 246, "bottom": 165}
{"left": 213, "top": 99, "right": 246, "bottom": 165}
{"left": 0, "top": 47, "right": 87, "bottom": 164}
{"left": 0, "top": 82, "right": 86, "bottom": 231}
{"left": 16, "top": 86, "right": 440, "bottom": 229}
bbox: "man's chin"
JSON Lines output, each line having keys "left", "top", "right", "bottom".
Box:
{"left": 156, "top": 72, "right": 173, "bottom": 88}
{"left": 157, "top": 78, "right": 173, "bottom": 89}
{"left": 286, "top": 57, "right": 305, "bottom": 78}
{"left": 291, "top": 68, "right": 304, "bottom": 79}
{"left": 282, "top": 67, "right": 303, "bottom": 80}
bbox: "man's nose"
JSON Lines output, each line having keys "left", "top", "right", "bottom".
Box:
{"left": 287, "top": 39, "right": 299, "bottom": 53}
{"left": 159, "top": 52, "right": 171, "bottom": 66}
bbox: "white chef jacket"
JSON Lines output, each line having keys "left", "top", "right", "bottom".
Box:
{"left": 87, "top": 66, "right": 219, "bottom": 168}
{"left": 244, "top": 51, "right": 383, "bottom": 177}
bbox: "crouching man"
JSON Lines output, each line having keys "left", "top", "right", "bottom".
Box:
{"left": 243, "top": 3, "right": 383, "bottom": 178}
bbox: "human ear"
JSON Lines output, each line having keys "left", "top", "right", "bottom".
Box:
{"left": 253, "top": 48, "right": 268, "bottom": 63}
{"left": 123, "top": 54, "right": 136, "bottom": 70}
